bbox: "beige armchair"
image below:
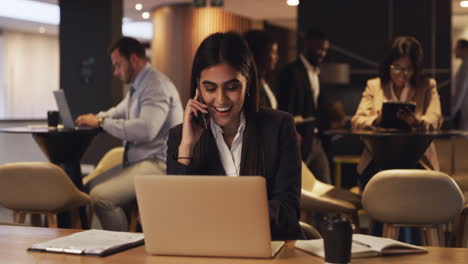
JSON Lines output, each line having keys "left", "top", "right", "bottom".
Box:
{"left": 451, "top": 176, "right": 468, "bottom": 247}
{"left": 300, "top": 162, "right": 361, "bottom": 232}
{"left": 82, "top": 147, "right": 124, "bottom": 185}
{"left": 0, "top": 162, "right": 90, "bottom": 228}
{"left": 362, "top": 169, "right": 465, "bottom": 246}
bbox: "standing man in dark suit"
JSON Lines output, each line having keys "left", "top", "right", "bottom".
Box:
{"left": 277, "top": 28, "right": 331, "bottom": 184}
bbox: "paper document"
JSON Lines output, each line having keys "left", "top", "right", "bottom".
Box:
{"left": 28, "top": 229, "right": 144, "bottom": 257}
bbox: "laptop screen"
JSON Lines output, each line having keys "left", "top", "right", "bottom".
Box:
{"left": 53, "top": 90, "right": 75, "bottom": 129}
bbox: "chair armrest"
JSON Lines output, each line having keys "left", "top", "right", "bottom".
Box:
{"left": 82, "top": 168, "right": 104, "bottom": 186}
{"left": 300, "top": 189, "right": 357, "bottom": 214}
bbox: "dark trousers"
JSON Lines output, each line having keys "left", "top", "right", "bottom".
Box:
{"left": 304, "top": 137, "right": 331, "bottom": 184}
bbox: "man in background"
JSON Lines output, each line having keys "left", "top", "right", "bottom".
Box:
{"left": 452, "top": 39, "right": 468, "bottom": 130}
{"left": 277, "top": 28, "right": 331, "bottom": 184}
{"left": 75, "top": 37, "right": 183, "bottom": 231}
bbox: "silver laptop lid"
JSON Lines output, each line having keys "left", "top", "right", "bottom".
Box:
{"left": 135, "top": 175, "right": 277, "bottom": 258}
{"left": 53, "top": 90, "right": 75, "bottom": 129}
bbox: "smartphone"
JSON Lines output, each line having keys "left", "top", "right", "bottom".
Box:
{"left": 194, "top": 84, "right": 209, "bottom": 129}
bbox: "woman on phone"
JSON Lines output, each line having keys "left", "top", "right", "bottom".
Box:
{"left": 166, "top": 32, "right": 303, "bottom": 240}
{"left": 352, "top": 36, "right": 442, "bottom": 190}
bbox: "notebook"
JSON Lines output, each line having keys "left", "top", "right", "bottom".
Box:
{"left": 134, "top": 175, "right": 285, "bottom": 258}
{"left": 295, "top": 234, "right": 427, "bottom": 258}
{"left": 28, "top": 229, "right": 144, "bottom": 257}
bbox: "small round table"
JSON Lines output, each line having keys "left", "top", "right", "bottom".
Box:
{"left": 0, "top": 126, "right": 99, "bottom": 228}
{"left": 325, "top": 128, "right": 468, "bottom": 171}
{"left": 0, "top": 126, "right": 99, "bottom": 190}
{"left": 326, "top": 128, "right": 468, "bottom": 244}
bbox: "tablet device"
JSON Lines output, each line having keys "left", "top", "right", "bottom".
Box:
{"left": 381, "top": 101, "right": 416, "bottom": 130}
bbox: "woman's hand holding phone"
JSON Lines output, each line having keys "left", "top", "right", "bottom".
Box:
{"left": 178, "top": 89, "right": 208, "bottom": 164}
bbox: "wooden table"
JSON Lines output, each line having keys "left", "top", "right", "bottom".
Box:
{"left": 2, "top": 225, "right": 468, "bottom": 264}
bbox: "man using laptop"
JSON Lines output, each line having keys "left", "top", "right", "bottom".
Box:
{"left": 75, "top": 37, "right": 183, "bottom": 231}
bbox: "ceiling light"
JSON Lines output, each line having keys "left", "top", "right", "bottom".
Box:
{"left": 287, "top": 0, "right": 299, "bottom": 6}
{"left": 123, "top": 22, "right": 153, "bottom": 40}
{"left": 461, "top": 1, "right": 468, "bottom": 8}
{"left": 0, "top": 0, "right": 59, "bottom": 25}
{"left": 141, "top": 12, "right": 150, "bottom": 19}
{"left": 135, "top": 3, "right": 143, "bottom": 10}
{"left": 39, "top": 26, "right": 46, "bottom": 34}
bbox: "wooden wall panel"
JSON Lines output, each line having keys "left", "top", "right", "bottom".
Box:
{"left": 152, "top": 4, "right": 252, "bottom": 104}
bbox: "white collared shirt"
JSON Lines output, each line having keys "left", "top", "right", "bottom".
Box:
{"left": 389, "top": 83, "right": 410, "bottom": 102}
{"left": 210, "top": 112, "right": 246, "bottom": 177}
{"left": 299, "top": 54, "right": 320, "bottom": 109}
{"left": 262, "top": 81, "right": 278, "bottom": 109}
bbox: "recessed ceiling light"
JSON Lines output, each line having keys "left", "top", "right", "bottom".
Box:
{"left": 0, "top": 0, "right": 59, "bottom": 25}
{"left": 287, "top": 0, "right": 299, "bottom": 6}
{"left": 135, "top": 3, "right": 143, "bottom": 10}
{"left": 141, "top": 12, "right": 150, "bottom": 19}
{"left": 39, "top": 26, "right": 46, "bottom": 34}
{"left": 461, "top": 1, "right": 468, "bottom": 8}
{"left": 123, "top": 22, "right": 153, "bottom": 40}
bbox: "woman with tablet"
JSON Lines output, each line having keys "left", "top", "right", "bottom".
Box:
{"left": 166, "top": 32, "right": 303, "bottom": 240}
{"left": 351, "top": 36, "right": 442, "bottom": 190}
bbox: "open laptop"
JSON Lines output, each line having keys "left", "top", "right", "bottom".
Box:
{"left": 53, "top": 90, "right": 94, "bottom": 130}
{"left": 134, "top": 175, "right": 285, "bottom": 258}
{"left": 53, "top": 90, "right": 76, "bottom": 129}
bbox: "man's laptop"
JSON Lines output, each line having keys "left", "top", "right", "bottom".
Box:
{"left": 53, "top": 90, "right": 93, "bottom": 130}
{"left": 134, "top": 175, "right": 285, "bottom": 258}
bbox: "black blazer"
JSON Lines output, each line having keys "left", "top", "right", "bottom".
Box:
{"left": 277, "top": 59, "right": 326, "bottom": 157}
{"left": 166, "top": 108, "right": 303, "bottom": 240}
{"left": 278, "top": 59, "right": 319, "bottom": 118}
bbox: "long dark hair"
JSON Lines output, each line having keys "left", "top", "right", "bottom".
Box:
{"left": 243, "top": 30, "right": 276, "bottom": 79}
{"left": 379, "top": 36, "right": 425, "bottom": 87}
{"left": 190, "top": 32, "right": 263, "bottom": 176}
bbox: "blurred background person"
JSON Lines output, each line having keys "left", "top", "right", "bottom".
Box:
{"left": 75, "top": 37, "right": 183, "bottom": 231}
{"left": 277, "top": 28, "right": 331, "bottom": 184}
{"left": 243, "top": 30, "right": 279, "bottom": 109}
{"left": 352, "top": 36, "right": 442, "bottom": 190}
{"left": 452, "top": 39, "right": 468, "bottom": 130}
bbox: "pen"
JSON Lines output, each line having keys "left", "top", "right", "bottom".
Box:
{"left": 45, "top": 247, "right": 64, "bottom": 253}
{"left": 352, "top": 240, "right": 371, "bottom": 248}
{"left": 64, "top": 248, "right": 84, "bottom": 254}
